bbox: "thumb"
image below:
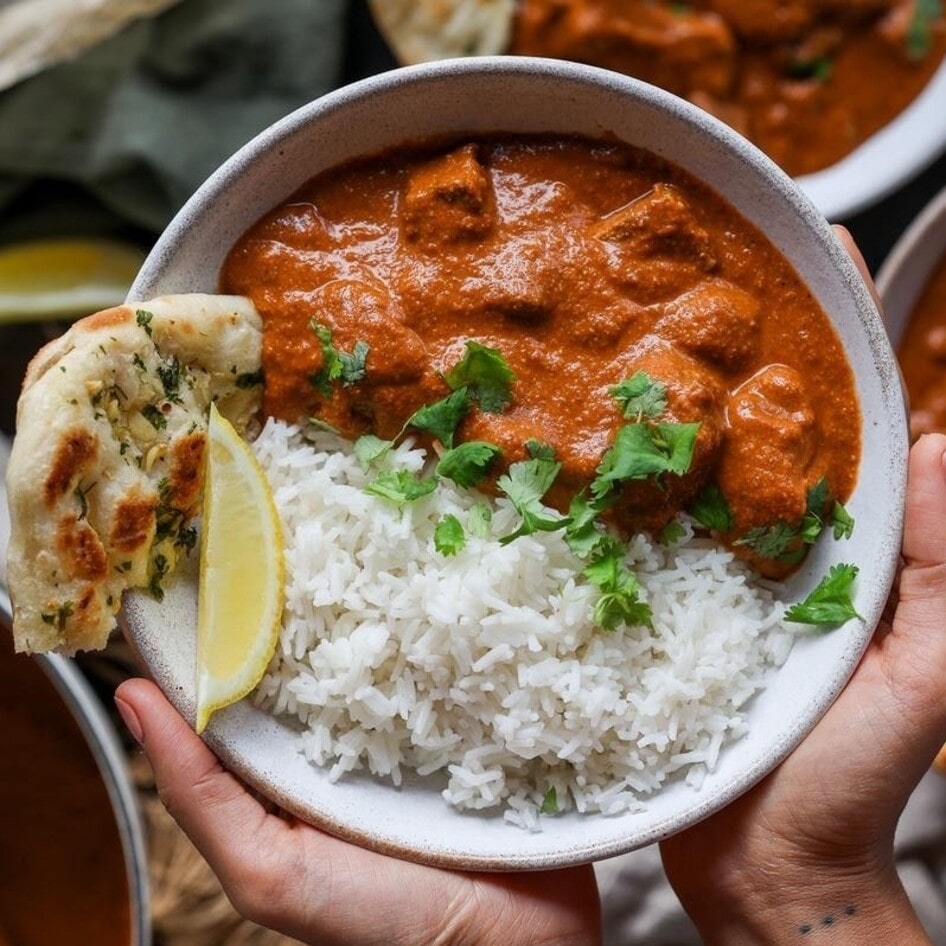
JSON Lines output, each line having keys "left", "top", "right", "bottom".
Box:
{"left": 114, "top": 678, "right": 275, "bottom": 886}
{"left": 883, "top": 433, "right": 946, "bottom": 760}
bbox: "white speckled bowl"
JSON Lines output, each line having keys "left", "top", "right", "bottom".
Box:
{"left": 877, "top": 183, "right": 946, "bottom": 347}
{"left": 126, "top": 58, "right": 908, "bottom": 870}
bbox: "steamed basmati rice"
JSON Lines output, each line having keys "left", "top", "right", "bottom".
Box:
{"left": 253, "top": 418, "right": 795, "bottom": 829}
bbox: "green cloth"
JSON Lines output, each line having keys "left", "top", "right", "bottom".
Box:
{"left": 0, "top": 0, "right": 346, "bottom": 239}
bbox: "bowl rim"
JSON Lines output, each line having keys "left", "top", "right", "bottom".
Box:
{"left": 127, "top": 56, "right": 907, "bottom": 871}
{"left": 876, "top": 181, "right": 946, "bottom": 344}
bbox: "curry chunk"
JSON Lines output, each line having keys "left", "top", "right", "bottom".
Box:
{"left": 718, "top": 365, "right": 818, "bottom": 576}
{"left": 658, "top": 278, "right": 761, "bottom": 372}
{"left": 592, "top": 184, "right": 718, "bottom": 304}
{"left": 400, "top": 144, "right": 496, "bottom": 249}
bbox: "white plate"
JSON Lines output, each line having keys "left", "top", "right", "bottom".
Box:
{"left": 125, "top": 58, "right": 908, "bottom": 870}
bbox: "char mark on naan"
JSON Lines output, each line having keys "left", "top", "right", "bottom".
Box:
{"left": 6, "top": 294, "right": 263, "bottom": 655}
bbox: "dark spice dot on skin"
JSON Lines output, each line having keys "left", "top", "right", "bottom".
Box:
{"left": 844, "top": 905, "right": 857, "bottom": 916}
{"left": 823, "top": 915, "right": 835, "bottom": 926}
{"left": 799, "top": 924, "right": 812, "bottom": 935}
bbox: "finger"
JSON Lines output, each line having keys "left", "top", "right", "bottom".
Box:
{"left": 114, "top": 679, "right": 278, "bottom": 885}
{"left": 833, "top": 224, "right": 884, "bottom": 316}
{"left": 901, "top": 433, "right": 946, "bottom": 568}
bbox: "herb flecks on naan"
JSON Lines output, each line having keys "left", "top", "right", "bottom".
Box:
{"left": 6, "top": 294, "right": 263, "bottom": 655}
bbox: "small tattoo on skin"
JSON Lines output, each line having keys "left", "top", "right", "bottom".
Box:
{"left": 798, "top": 906, "right": 857, "bottom": 936}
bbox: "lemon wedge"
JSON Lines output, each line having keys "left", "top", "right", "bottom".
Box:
{"left": 196, "top": 404, "right": 284, "bottom": 734}
{"left": 0, "top": 237, "right": 146, "bottom": 324}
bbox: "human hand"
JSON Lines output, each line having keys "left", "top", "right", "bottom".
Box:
{"left": 113, "top": 678, "right": 601, "bottom": 946}
{"left": 661, "top": 428, "right": 946, "bottom": 946}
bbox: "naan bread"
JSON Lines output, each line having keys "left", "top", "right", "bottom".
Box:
{"left": 368, "top": 0, "right": 515, "bottom": 65}
{"left": 6, "top": 294, "right": 263, "bottom": 655}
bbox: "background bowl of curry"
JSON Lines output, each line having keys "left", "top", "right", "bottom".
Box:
{"left": 127, "top": 57, "right": 908, "bottom": 869}
{"left": 877, "top": 182, "right": 946, "bottom": 438}
{"left": 368, "top": 1, "right": 946, "bottom": 222}
{"left": 0, "top": 587, "right": 150, "bottom": 945}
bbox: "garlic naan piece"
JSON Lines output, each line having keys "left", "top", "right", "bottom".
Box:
{"left": 5, "top": 294, "right": 262, "bottom": 655}
{"left": 368, "top": 0, "right": 515, "bottom": 65}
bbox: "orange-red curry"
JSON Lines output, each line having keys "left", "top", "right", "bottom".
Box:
{"left": 221, "top": 135, "right": 860, "bottom": 577}
{"left": 899, "top": 252, "right": 946, "bottom": 438}
{"left": 509, "top": 0, "right": 946, "bottom": 177}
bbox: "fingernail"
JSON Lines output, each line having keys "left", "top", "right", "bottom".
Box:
{"left": 115, "top": 696, "right": 143, "bottom": 745}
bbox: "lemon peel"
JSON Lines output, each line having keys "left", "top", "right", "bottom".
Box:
{"left": 0, "top": 237, "right": 145, "bottom": 324}
{"left": 196, "top": 404, "right": 284, "bottom": 734}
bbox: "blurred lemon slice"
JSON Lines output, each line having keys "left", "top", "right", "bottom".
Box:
{"left": 196, "top": 404, "right": 284, "bottom": 734}
{"left": 0, "top": 237, "right": 145, "bottom": 324}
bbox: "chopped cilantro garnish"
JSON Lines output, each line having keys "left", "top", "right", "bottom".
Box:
{"left": 436, "top": 440, "right": 501, "bottom": 488}
{"left": 157, "top": 356, "right": 183, "bottom": 403}
{"left": 306, "top": 416, "right": 341, "bottom": 435}
{"left": 907, "top": 0, "right": 942, "bottom": 59}
{"left": 309, "top": 321, "right": 370, "bottom": 396}
{"left": 785, "top": 55, "right": 834, "bottom": 82}
{"left": 564, "top": 492, "right": 611, "bottom": 559}
{"left": 149, "top": 553, "right": 170, "bottom": 601}
{"left": 591, "top": 421, "right": 700, "bottom": 499}
{"left": 610, "top": 372, "right": 668, "bottom": 420}
{"left": 406, "top": 388, "right": 471, "bottom": 448}
{"left": 497, "top": 456, "right": 566, "bottom": 545}
{"left": 444, "top": 341, "right": 516, "bottom": 413}
{"left": 353, "top": 434, "right": 393, "bottom": 471}
{"left": 831, "top": 502, "right": 855, "bottom": 541}
{"left": 689, "top": 483, "right": 733, "bottom": 533}
{"left": 136, "top": 309, "right": 153, "bottom": 336}
{"left": 41, "top": 601, "right": 74, "bottom": 632}
{"left": 525, "top": 439, "right": 556, "bottom": 460}
{"left": 434, "top": 514, "right": 466, "bottom": 556}
{"left": 540, "top": 785, "right": 559, "bottom": 814}
{"left": 657, "top": 519, "right": 686, "bottom": 545}
{"left": 467, "top": 503, "right": 493, "bottom": 539}
{"left": 236, "top": 369, "right": 264, "bottom": 389}
{"left": 735, "top": 522, "right": 805, "bottom": 563}
{"left": 365, "top": 470, "right": 437, "bottom": 508}
{"left": 583, "top": 542, "right": 653, "bottom": 631}
{"left": 141, "top": 404, "right": 168, "bottom": 431}
{"left": 784, "top": 563, "right": 862, "bottom": 627}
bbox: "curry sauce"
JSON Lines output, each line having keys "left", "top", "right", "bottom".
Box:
{"left": 509, "top": 0, "right": 946, "bottom": 177}
{"left": 221, "top": 135, "right": 861, "bottom": 577}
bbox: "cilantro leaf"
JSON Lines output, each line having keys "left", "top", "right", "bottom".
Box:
{"left": 497, "top": 457, "right": 566, "bottom": 544}
{"left": 831, "top": 502, "right": 855, "bottom": 540}
{"left": 468, "top": 503, "right": 493, "bottom": 538}
{"left": 525, "top": 439, "right": 556, "bottom": 460}
{"left": 406, "top": 388, "right": 471, "bottom": 448}
{"left": 540, "top": 785, "right": 559, "bottom": 814}
{"left": 444, "top": 341, "right": 516, "bottom": 413}
{"left": 436, "top": 441, "right": 501, "bottom": 488}
{"left": 365, "top": 470, "right": 437, "bottom": 508}
{"left": 583, "top": 542, "right": 653, "bottom": 631}
{"left": 564, "top": 492, "right": 611, "bottom": 559}
{"left": 354, "top": 434, "right": 393, "bottom": 471}
{"left": 309, "top": 321, "right": 370, "bottom": 396}
{"left": 735, "top": 522, "right": 805, "bottom": 563}
{"left": 434, "top": 514, "right": 466, "bottom": 556}
{"left": 657, "top": 519, "right": 686, "bottom": 545}
{"left": 338, "top": 340, "right": 370, "bottom": 384}
{"left": 784, "top": 563, "right": 862, "bottom": 627}
{"left": 907, "top": 0, "right": 942, "bottom": 59}
{"left": 591, "top": 421, "right": 700, "bottom": 498}
{"left": 610, "top": 372, "right": 668, "bottom": 420}
{"left": 689, "top": 483, "right": 733, "bottom": 532}
{"left": 136, "top": 308, "right": 153, "bottom": 336}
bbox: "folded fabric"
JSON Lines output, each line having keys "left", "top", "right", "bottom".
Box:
{"left": 0, "top": 0, "right": 346, "bottom": 236}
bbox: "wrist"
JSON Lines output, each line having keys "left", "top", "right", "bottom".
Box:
{"left": 667, "top": 857, "right": 930, "bottom": 946}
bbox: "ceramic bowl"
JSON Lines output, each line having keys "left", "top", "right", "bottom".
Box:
{"left": 126, "top": 57, "right": 907, "bottom": 870}
{"left": 876, "top": 183, "right": 946, "bottom": 346}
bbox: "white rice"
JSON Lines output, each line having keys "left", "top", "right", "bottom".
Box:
{"left": 252, "top": 418, "right": 794, "bottom": 830}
